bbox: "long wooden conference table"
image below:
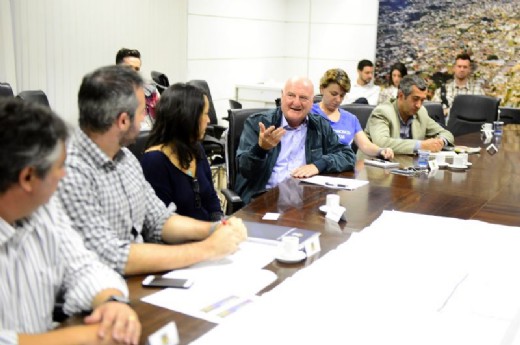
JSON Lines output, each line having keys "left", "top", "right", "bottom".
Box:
{"left": 87, "top": 126, "right": 520, "bottom": 344}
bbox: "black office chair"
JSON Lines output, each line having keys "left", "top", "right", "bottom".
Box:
{"left": 0, "top": 82, "right": 14, "bottom": 98}
{"left": 423, "top": 101, "right": 446, "bottom": 128}
{"left": 221, "top": 108, "right": 270, "bottom": 215}
{"left": 127, "top": 130, "right": 150, "bottom": 161}
{"left": 16, "top": 90, "right": 50, "bottom": 107}
{"left": 339, "top": 103, "right": 375, "bottom": 130}
{"left": 188, "top": 80, "right": 226, "bottom": 140}
{"left": 499, "top": 106, "right": 520, "bottom": 125}
{"left": 151, "top": 71, "right": 169, "bottom": 94}
{"left": 229, "top": 99, "right": 242, "bottom": 110}
{"left": 447, "top": 95, "right": 500, "bottom": 137}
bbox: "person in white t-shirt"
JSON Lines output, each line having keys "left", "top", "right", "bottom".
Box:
{"left": 344, "top": 59, "right": 380, "bottom": 106}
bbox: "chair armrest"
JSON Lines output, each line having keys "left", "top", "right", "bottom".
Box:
{"left": 206, "top": 124, "right": 227, "bottom": 140}
{"left": 221, "top": 188, "right": 244, "bottom": 215}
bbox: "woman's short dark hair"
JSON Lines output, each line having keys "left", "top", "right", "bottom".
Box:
{"left": 146, "top": 83, "right": 207, "bottom": 170}
{"left": 0, "top": 98, "right": 68, "bottom": 193}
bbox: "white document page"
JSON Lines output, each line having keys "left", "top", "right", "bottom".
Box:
{"left": 141, "top": 241, "right": 279, "bottom": 323}
{"left": 191, "top": 211, "right": 520, "bottom": 345}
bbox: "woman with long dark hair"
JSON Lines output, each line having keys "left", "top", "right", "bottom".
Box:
{"left": 141, "top": 83, "right": 223, "bottom": 221}
{"left": 378, "top": 62, "right": 408, "bottom": 104}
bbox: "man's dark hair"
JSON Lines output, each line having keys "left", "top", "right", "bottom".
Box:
{"left": 357, "top": 59, "right": 374, "bottom": 71}
{"left": 399, "top": 75, "right": 427, "bottom": 97}
{"left": 115, "top": 48, "right": 141, "bottom": 64}
{"left": 0, "top": 98, "right": 68, "bottom": 193}
{"left": 78, "top": 65, "right": 143, "bottom": 133}
{"left": 455, "top": 53, "right": 472, "bottom": 63}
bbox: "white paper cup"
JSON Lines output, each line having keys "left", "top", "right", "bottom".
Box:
{"left": 481, "top": 123, "right": 492, "bottom": 131}
{"left": 435, "top": 155, "right": 446, "bottom": 164}
{"left": 459, "top": 153, "right": 468, "bottom": 165}
{"left": 326, "top": 194, "right": 340, "bottom": 209}
{"left": 280, "top": 236, "right": 299, "bottom": 256}
{"left": 453, "top": 155, "right": 465, "bottom": 167}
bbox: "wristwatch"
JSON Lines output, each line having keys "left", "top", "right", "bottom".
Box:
{"left": 105, "top": 295, "right": 130, "bottom": 305}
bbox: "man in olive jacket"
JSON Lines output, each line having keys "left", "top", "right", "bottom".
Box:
{"left": 235, "top": 76, "right": 356, "bottom": 204}
{"left": 364, "top": 75, "right": 454, "bottom": 156}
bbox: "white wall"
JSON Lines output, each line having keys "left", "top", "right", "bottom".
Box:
{"left": 187, "top": 0, "right": 379, "bottom": 123}
{"left": 0, "top": 0, "right": 187, "bottom": 126}
{"left": 0, "top": 0, "right": 378, "bottom": 126}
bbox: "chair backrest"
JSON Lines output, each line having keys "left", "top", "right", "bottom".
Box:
{"left": 127, "top": 130, "right": 150, "bottom": 161}
{"left": 0, "top": 82, "right": 14, "bottom": 98}
{"left": 229, "top": 99, "right": 242, "bottom": 110}
{"left": 151, "top": 71, "right": 169, "bottom": 94}
{"left": 338, "top": 103, "right": 375, "bottom": 129}
{"left": 188, "top": 80, "right": 218, "bottom": 125}
{"left": 423, "top": 101, "right": 446, "bottom": 127}
{"left": 225, "top": 108, "right": 270, "bottom": 189}
{"left": 16, "top": 90, "right": 50, "bottom": 107}
{"left": 499, "top": 106, "right": 520, "bottom": 125}
{"left": 447, "top": 95, "right": 500, "bottom": 136}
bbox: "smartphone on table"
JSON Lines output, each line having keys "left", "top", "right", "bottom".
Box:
{"left": 142, "top": 275, "right": 194, "bottom": 289}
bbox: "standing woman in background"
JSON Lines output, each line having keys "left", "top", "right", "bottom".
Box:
{"left": 378, "top": 62, "right": 408, "bottom": 104}
{"left": 312, "top": 68, "right": 393, "bottom": 159}
{"left": 141, "top": 83, "right": 224, "bottom": 221}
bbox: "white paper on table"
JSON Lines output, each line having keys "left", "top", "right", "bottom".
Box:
{"left": 300, "top": 175, "right": 368, "bottom": 190}
{"left": 142, "top": 269, "right": 274, "bottom": 324}
{"left": 163, "top": 241, "right": 278, "bottom": 281}
{"left": 190, "top": 211, "right": 520, "bottom": 345}
{"left": 141, "top": 241, "right": 279, "bottom": 323}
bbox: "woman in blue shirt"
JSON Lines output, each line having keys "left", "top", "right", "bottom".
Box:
{"left": 312, "top": 68, "right": 394, "bottom": 159}
{"left": 141, "top": 83, "right": 223, "bottom": 221}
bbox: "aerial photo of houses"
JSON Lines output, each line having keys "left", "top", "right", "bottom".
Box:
{"left": 376, "top": 0, "right": 520, "bottom": 107}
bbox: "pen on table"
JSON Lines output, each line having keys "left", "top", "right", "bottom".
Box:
{"left": 325, "top": 182, "right": 351, "bottom": 190}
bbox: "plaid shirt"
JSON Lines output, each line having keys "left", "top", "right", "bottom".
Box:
{"left": 433, "top": 79, "right": 484, "bottom": 107}
{"left": 57, "top": 129, "right": 176, "bottom": 274}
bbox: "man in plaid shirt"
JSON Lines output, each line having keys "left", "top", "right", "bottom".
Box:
{"left": 57, "top": 65, "right": 247, "bottom": 276}
{"left": 433, "top": 53, "right": 485, "bottom": 120}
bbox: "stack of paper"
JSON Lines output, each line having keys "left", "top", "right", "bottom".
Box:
{"left": 191, "top": 211, "right": 520, "bottom": 344}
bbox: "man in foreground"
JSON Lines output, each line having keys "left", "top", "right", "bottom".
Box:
{"left": 0, "top": 99, "right": 140, "bottom": 345}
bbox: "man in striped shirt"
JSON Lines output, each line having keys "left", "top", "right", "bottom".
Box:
{"left": 0, "top": 99, "right": 141, "bottom": 345}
